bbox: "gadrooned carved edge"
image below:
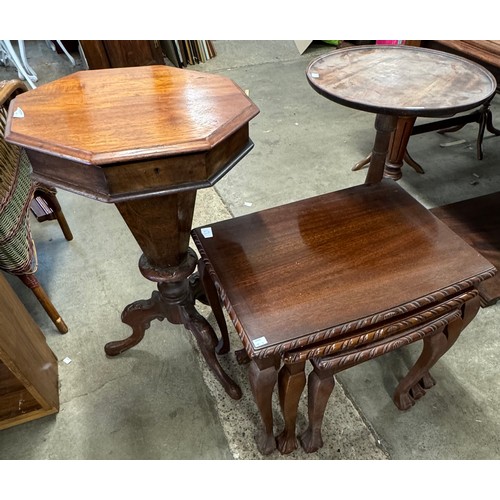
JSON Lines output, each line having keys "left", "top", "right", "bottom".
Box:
{"left": 283, "top": 289, "right": 477, "bottom": 363}
{"left": 312, "top": 309, "right": 462, "bottom": 372}
{"left": 192, "top": 232, "right": 495, "bottom": 360}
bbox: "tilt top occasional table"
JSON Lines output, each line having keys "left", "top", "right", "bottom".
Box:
{"left": 5, "top": 65, "right": 260, "bottom": 400}
{"left": 307, "top": 45, "right": 500, "bottom": 306}
{"left": 306, "top": 45, "right": 497, "bottom": 183}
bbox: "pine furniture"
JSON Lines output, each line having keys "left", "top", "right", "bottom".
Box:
{"left": 0, "top": 272, "right": 59, "bottom": 430}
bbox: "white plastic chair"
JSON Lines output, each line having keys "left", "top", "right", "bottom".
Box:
{"left": 0, "top": 40, "right": 37, "bottom": 88}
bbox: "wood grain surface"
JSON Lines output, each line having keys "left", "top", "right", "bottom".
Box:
{"left": 0, "top": 273, "right": 59, "bottom": 429}
{"left": 5, "top": 66, "right": 259, "bottom": 165}
{"left": 193, "top": 180, "right": 495, "bottom": 357}
{"left": 307, "top": 45, "right": 496, "bottom": 117}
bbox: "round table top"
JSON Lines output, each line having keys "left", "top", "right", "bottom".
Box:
{"left": 307, "top": 45, "right": 497, "bottom": 117}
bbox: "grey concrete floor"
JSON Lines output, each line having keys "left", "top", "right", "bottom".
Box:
{"left": 1, "top": 41, "right": 500, "bottom": 471}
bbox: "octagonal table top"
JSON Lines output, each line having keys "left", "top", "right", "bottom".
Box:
{"left": 5, "top": 65, "right": 260, "bottom": 165}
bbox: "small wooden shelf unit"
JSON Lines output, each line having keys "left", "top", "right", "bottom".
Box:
{"left": 0, "top": 273, "right": 59, "bottom": 430}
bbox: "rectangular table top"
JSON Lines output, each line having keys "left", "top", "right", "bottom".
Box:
{"left": 192, "top": 181, "right": 495, "bottom": 356}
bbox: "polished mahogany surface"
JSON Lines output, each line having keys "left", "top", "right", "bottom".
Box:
{"left": 3, "top": 65, "right": 260, "bottom": 401}
{"left": 4, "top": 66, "right": 259, "bottom": 203}
{"left": 193, "top": 181, "right": 495, "bottom": 357}
{"left": 431, "top": 191, "right": 500, "bottom": 306}
{"left": 306, "top": 45, "right": 496, "bottom": 117}
{"left": 5, "top": 65, "right": 259, "bottom": 165}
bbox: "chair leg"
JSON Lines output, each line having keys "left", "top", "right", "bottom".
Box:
{"left": 476, "top": 104, "right": 500, "bottom": 160}
{"left": 19, "top": 274, "right": 68, "bottom": 334}
{"left": 485, "top": 107, "right": 500, "bottom": 135}
{"left": 33, "top": 187, "right": 73, "bottom": 241}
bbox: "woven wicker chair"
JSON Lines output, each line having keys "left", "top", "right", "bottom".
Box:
{"left": 0, "top": 79, "right": 71, "bottom": 333}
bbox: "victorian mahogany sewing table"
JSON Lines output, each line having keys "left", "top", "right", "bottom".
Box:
{"left": 5, "top": 65, "right": 259, "bottom": 400}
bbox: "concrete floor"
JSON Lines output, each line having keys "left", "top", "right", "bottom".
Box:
{"left": 1, "top": 41, "right": 500, "bottom": 469}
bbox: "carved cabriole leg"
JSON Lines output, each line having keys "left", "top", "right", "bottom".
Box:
{"left": 276, "top": 360, "right": 306, "bottom": 454}
{"left": 197, "top": 257, "right": 230, "bottom": 355}
{"left": 393, "top": 328, "right": 447, "bottom": 410}
{"left": 181, "top": 298, "right": 242, "bottom": 400}
{"left": 393, "top": 295, "right": 481, "bottom": 410}
{"left": 248, "top": 355, "right": 281, "bottom": 455}
{"left": 106, "top": 291, "right": 165, "bottom": 356}
{"left": 299, "top": 360, "right": 336, "bottom": 453}
{"left": 107, "top": 250, "right": 242, "bottom": 400}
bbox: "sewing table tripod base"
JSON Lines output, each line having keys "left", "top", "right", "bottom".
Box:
{"left": 105, "top": 248, "right": 242, "bottom": 401}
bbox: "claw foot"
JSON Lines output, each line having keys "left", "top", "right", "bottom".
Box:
{"left": 410, "top": 381, "right": 426, "bottom": 400}
{"left": 393, "top": 391, "right": 415, "bottom": 411}
{"left": 276, "top": 430, "right": 298, "bottom": 454}
{"left": 420, "top": 372, "right": 436, "bottom": 389}
{"left": 256, "top": 432, "right": 276, "bottom": 455}
{"left": 299, "top": 427, "right": 323, "bottom": 453}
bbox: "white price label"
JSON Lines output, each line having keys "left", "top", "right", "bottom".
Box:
{"left": 201, "top": 227, "right": 213, "bottom": 238}
{"left": 252, "top": 336, "right": 268, "bottom": 348}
